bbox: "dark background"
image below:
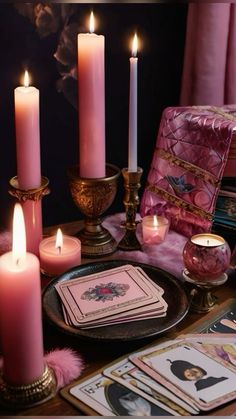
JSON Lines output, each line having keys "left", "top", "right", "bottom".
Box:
{"left": 0, "top": 2, "right": 188, "bottom": 230}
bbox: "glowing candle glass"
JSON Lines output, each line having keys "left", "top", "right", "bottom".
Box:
{"left": 39, "top": 228, "right": 81, "bottom": 276}
{"left": 142, "top": 215, "right": 170, "bottom": 244}
{"left": 183, "top": 233, "right": 231, "bottom": 281}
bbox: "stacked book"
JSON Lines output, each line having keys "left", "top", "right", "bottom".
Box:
{"left": 55, "top": 264, "right": 168, "bottom": 329}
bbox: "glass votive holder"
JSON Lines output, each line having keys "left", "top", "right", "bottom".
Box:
{"left": 183, "top": 233, "right": 231, "bottom": 281}
{"left": 39, "top": 229, "right": 81, "bottom": 277}
{"left": 142, "top": 215, "right": 170, "bottom": 245}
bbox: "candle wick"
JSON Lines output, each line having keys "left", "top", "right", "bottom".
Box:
{"left": 16, "top": 258, "right": 20, "bottom": 265}
{"left": 58, "top": 246, "right": 61, "bottom": 255}
{"left": 207, "top": 239, "right": 209, "bottom": 246}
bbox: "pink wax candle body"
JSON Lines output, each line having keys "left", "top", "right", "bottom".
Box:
{"left": 128, "top": 34, "right": 138, "bottom": 173}
{"left": 0, "top": 204, "right": 44, "bottom": 385}
{"left": 39, "top": 230, "right": 81, "bottom": 276}
{"left": 142, "top": 215, "right": 170, "bottom": 244}
{"left": 14, "top": 72, "right": 43, "bottom": 255}
{"left": 14, "top": 72, "right": 41, "bottom": 190}
{"left": 77, "top": 13, "right": 106, "bottom": 178}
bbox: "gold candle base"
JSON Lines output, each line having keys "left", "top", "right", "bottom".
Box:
{"left": 183, "top": 269, "right": 228, "bottom": 313}
{"left": 0, "top": 365, "right": 57, "bottom": 409}
{"left": 9, "top": 176, "right": 50, "bottom": 201}
{"left": 68, "top": 164, "right": 120, "bottom": 258}
{"left": 118, "top": 167, "right": 143, "bottom": 251}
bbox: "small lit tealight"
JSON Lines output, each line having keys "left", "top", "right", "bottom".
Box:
{"left": 142, "top": 215, "right": 169, "bottom": 244}
{"left": 39, "top": 229, "right": 81, "bottom": 276}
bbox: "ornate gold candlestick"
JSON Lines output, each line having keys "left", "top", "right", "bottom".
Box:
{"left": 0, "top": 364, "right": 56, "bottom": 408}
{"left": 68, "top": 164, "right": 120, "bottom": 257}
{"left": 118, "top": 167, "right": 143, "bottom": 251}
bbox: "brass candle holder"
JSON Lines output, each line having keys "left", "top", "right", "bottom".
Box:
{"left": 9, "top": 176, "right": 50, "bottom": 202}
{"left": 183, "top": 269, "right": 228, "bottom": 313}
{"left": 0, "top": 364, "right": 56, "bottom": 408}
{"left": 118, "top": 167, "right": 143, "bottom": 251}
{"left": 68, "top": 164, "right": 120, "bottom": 258}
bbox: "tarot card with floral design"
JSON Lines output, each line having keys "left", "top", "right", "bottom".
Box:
{"left": 55, "top": 265, "right": 165, "bottom": 326}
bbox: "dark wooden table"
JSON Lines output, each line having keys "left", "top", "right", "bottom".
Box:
{"left": 1, "top": 221, "right": 236, "bottom": 416}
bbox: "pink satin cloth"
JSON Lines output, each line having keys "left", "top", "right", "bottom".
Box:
{"left": 103, "top": 213, "right": 187, "bottom": 280}
{"left": 140, "top": 106, "right": 236, "bottom": 238}
{"left": 180, "top": 3, "right": 236, "bottom": 107}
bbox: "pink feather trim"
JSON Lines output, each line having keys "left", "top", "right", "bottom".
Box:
{"left": 44, "top": 348, "right": 84, "bottom": 390}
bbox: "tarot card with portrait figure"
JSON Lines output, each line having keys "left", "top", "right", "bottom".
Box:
{"left": 129, "top": 339, "right": 236, "bottom": 411}
{"left": 61, "top": 372, "right": 181, "bottom": 416}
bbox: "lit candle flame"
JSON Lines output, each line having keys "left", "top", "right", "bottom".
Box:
{"left": 132, "top": 33, "right": 138, "bottom": 57}
{"left": 153, "top": 215, "right": 158, "bottom": 227}
{"left": 89, "top": 11, "right": 95, "bottom": 33}
{"left": 12, "top": 203, "right": 26, "bottom": 264}
{"left": 55, "top": 228, "right": 63, "bottom": 253}
{"left": 24, "top": 70, "right": 30, "bottom": 88}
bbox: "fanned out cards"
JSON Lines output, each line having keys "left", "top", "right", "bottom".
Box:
{"left": 61, "top": 334, "right": 236, "bottom": 416}
{"left": 55, "top": 264, "right": 168, "bottom": 328}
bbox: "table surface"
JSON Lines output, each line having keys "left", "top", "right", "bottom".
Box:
{"left": 1, "top": 220, "right": 236, "bottom": 416}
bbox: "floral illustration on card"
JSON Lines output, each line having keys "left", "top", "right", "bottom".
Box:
{"left": 81, "top": 282, "right": 130, "bottom": 302}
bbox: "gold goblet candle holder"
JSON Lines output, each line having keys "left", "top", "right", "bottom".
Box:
{"left": 0, "top": 364, "right": 56, "bottom": 408}
{"left": 8, "top": 176, "right": 50, "bottom": 255}
{"left": 118, "top": 167, "right": 143, "bottom": 251}
{"left": 68, "top": 164, "right": 120, "bottom": 258}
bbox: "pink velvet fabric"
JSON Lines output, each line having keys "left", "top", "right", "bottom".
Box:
{"left": 181, "top": 3, "right": 236, "bottom": 106}
{"left": 140, "top": 106, "right": 235, "bottom": 237}
{"left": 103, "top": 213, "right": 187, "bottom": 280}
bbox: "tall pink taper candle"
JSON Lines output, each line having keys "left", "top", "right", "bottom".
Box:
{"left": 14, "top": 71, "right": 43, "bottom": 255}
{"left": 14, "top": 70, "right": 41, "bottom": 189}
{"left": 78, "top": 12, "right": 106, "bottom": 178}
{"left": 128, "top": 33, "right": 138, "bottom": 173}
{"left": 0, "top": 204, "right": 44, "bottom": 385}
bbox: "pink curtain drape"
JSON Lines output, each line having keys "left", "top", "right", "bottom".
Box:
{"left": 180, "top": 3, "right": 236, "bottom": 106}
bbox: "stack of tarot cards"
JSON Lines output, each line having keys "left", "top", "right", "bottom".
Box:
{"left": 61, "top": 333, "right": 236, "bottom": 416}
{"left": 55, "top": 264, "right": 168, "bottom": 329}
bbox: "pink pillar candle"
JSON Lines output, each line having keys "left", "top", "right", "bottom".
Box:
{"left": 39, "top": 229, "right": 81, "bottom": 276}
{"left": 142, "top": 215, "right": 170, "bottom": 244}
{"left": 0, "top": 204, "right": 44, "bottom": 385}
{"left": 22, "top": 200, "right": 43, "bottom": 256}
{"left": 77, "top": 12, "right": 106, "bottom": 178}
{"left": 128, "top": 34, "right": 138, "bottom": 173}
{"left": 14, "top": 71, "right": 41, "bottom": 190}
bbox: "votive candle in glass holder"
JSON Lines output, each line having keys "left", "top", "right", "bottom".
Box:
{"left": 39, "top": 229, "right": 81, "bottom": 277}
{"left": 183, "top": 233, "right": 231, "bottom": 281}
{"left": 142, "top": 215, "right": 169, "bottom": 244}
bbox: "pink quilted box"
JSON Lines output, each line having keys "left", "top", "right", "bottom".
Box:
{"left": 140, "top": 106, "right": 236, "bottom": 237}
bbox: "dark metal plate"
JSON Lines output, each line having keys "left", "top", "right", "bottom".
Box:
{"left": 42, "top": 260, "right": 189, "bottom": 342}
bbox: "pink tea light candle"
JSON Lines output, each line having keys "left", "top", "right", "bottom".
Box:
{"left": 142, "top": 215, "right": 170, "bottom": 244}
{"left": 39, "top": 228, "right": 81, "bottom": 276}
{"left": 77, "top": 12, "right": 106, "bottom": 178}
{"left": 0, "top": 203, "right": 44, "bottom": 385}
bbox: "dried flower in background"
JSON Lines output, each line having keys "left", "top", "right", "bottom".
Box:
{"left": 15, "top": 3, "right": 80, "bottom": 108}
